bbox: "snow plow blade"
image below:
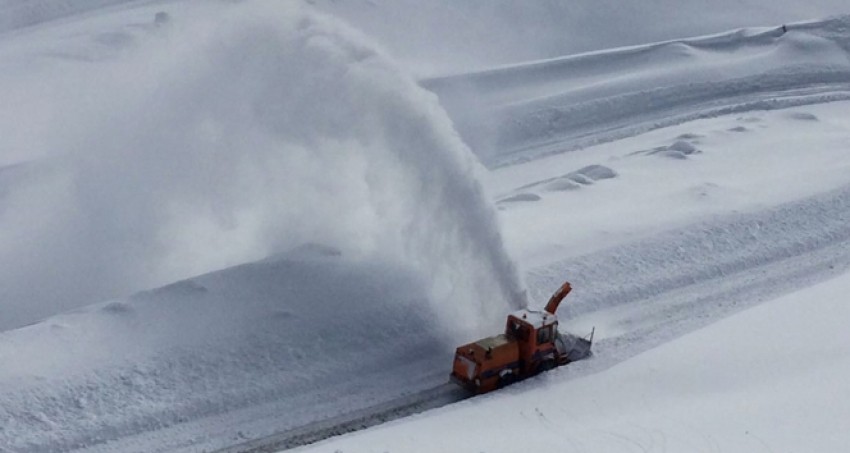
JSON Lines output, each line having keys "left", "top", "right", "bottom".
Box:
{"left": 556, "top": 328, "right": 594, "bottom": 364}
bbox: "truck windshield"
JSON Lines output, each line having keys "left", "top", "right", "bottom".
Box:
{"left": 537, "top": 326, "right": 553, "bottom": 344}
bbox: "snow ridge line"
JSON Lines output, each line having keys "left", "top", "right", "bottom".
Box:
{"left": 423, "top": 20, "right": 808, "bottom": 88}
{"left": 0, "top": 0, "right": 144, "bottom": 34}
{"left": 423, "top": 15, "right": 850, "bottom": 167}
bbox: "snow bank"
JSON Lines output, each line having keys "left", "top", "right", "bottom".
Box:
{"left": 0, "top": 253, "right": 449, "bottom": 452}
{"left": 0, "top": 1, "right": 524, "bottom": 333}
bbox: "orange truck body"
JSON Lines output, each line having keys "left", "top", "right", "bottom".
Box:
{"left": 450, "top": 281, "right": 592, "bottom": 394}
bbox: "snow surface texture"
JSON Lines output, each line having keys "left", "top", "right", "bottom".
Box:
{"left": 494, "top": 101, "right": 850, "bottom": 268}
{"left": 312, "top": 0, "right": 850, "bottom": 75}
{"left": 3, "top": 1, "right": 850, "bottom": 452}
{"left": 0, "top": 253, "right": 450, "bottom": 452}
{"left": 0, "top": 1, "right": 524, "bottom": 333}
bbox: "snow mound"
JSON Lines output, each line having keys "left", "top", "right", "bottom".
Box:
{"left": 543, "top": 179, "right": 582, "bottom": 192}
{"left": 785, "top": 110, "right": 820, "bottom": 121}
{"left": 668, "top": 140, "right": 699, "bottom": 154}
{"left": 572, "top": 164, "right": 618, "bottom": 181}
{"left": 509, "top": 164, "right": 619, "bottom": 196}
{"left": 498, "top": 193, "right": 542, "bottom": 204}
{"left": 646, "top": 139, "right": 703, "bottom": 159}
{"left": 676, "top": 132, "right": 703, "bottom": 140}
{"left": 497, "top": 164, "right": 619, "bottom": 208}
{"left": 0, "top": 255, "right": 448, "bottom": 452}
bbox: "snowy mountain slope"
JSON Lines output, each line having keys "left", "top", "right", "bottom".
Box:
{"left": 2, "top": 1, "right": 850, "bottom": 452}
{"left": 3, "top": 0, "right": 850, "bottom": 74}
{"left": 312, "top": 0, "right": 850, "bottom": 75}
{"left": 300, "top": 269, "right": 850, "bottom": 453}
{"left": 426, "top": 17, "right": 850, "bottom": 166}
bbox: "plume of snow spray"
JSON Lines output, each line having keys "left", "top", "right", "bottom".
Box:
{"left": 0, "top": 1, "right": 525, "bottom": 336}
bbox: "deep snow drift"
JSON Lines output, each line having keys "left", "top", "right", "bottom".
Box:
{"left": 0, "top": 1, "right": 523, "bottom": 333}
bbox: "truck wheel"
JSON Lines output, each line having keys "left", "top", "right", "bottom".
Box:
{"left": 497, "top": 371, "right": 516, "bottom": 388}
{"left": 538, "top": 360, "right": 556, "bottom": 374}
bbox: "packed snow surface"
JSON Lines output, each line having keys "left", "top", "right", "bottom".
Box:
{"left": 1, "top": 1, "right": 850, "bottom": 452}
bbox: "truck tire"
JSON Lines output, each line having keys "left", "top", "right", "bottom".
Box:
{"left": 538, "top": 359, "right": 556, "bottom": 374}
{"left": 497, "top": 370, "right": 517, "bottom": 388}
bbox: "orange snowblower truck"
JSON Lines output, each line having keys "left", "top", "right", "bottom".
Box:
{"left": 450, "top": 281, "right": 593, "bottom": 394}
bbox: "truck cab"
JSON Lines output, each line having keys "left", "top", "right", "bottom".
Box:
{"left": 506, "top": 309, "right": 560, "bottom": 375}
